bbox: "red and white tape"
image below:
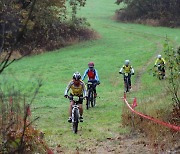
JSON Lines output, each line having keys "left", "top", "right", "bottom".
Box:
{"left": 123, "top": 93, "right": 180, "bottom": 131}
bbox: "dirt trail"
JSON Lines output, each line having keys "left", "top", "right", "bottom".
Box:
{"left": 83, "top": 134, "right": 153, "bottom": 154}
{"left": 54, "top": 133, "right": 154, "bottom": 154}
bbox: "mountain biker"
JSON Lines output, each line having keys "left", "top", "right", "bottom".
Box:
{"left": 82, "top": 62, "right": 100, "bottom": 97}
{"left": 119, "top": 60, "right": 135, "bottom": 89}
{"left": 64, "top": 72, "right": 87, "bottom": 123}
{"left": 154, "top": 54, "right": 166, "bottom": 78}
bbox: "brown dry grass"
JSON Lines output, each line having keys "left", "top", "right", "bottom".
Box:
{"left": 121, "top": 98, "right": 180, "bottom": 153}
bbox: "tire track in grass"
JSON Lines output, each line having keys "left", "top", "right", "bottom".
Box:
{"left": 104, "top": 23, "right": 164, "bottom": 91}
{"left": 133, "top": 42, "right": 162, "bottom": 91}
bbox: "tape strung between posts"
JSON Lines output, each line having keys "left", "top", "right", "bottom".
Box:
{"left": 123, "top": 94, "right": 180, "bottom": 131}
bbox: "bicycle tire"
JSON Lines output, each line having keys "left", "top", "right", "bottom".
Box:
{"left": 93, "top": 94, "right": 96, "bottom": 107}
{"left": 90, "top": 90, "right": 94, "bottom": 107}
{"left": 127, "top": 78, "right": 130, "bottom": 92}
{"left": 73, "top": 109, "right": 79, "bottom": 134}
{"left": 124, "top": 78, "right": 129, "bottom": 92}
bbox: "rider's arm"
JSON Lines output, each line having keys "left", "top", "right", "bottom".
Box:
{"left": 162, "top": 58, "right": 166, "bottom": 64}
{"left": 131, "top": 67, "right": 135, "bottom": 74}
{"left": 119, "top": 67, "right": 123, "bottom": 73}
{"left": 155, "top": 59, "right": 158, "bottom": 66}
{"left": 64, "top": 81, "right": 72, "bottom": 96}
{"left": 82, "top": 69, "right": 88, "bottom": 81}
{"left": 82, "top": 82, "right": 87, "bottom": 97}
{"left": 95, "top": 69, "right": 100, "bottom": 82}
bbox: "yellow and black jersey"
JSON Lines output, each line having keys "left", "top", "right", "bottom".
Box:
{"left": 155, "top": 58, "right": 165, "bottom": 66}
{"left": 119, "top": 65, "right": 134, "bottom": 74}
{"left": 64, "top": 80, "right": 87, "bottom": 96}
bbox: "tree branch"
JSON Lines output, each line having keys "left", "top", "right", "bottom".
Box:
{"left": 16, "top": 0, "right": 37, "bottom": 43}
{"left": 0, "top": 23, "right": 5, "bottom": 54}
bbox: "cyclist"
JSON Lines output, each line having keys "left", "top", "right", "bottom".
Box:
{"left": 154, "top": 54, "right": 166, "bottom": 78}
{"left": 82, "top": 62, "right": 100, "bottom": 97}
{"left": 64, "top": 72, "right": 87, "bottom": 123}
{"left": 119, "top": 60, "right": 134, "bottom": 89}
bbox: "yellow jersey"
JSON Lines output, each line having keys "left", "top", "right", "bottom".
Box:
{"left": 155, "top": 58, "right": 165, "bottom": 65}
{"left": 122, "top": 65, "right": 133, "bottom": 73}
{"left": 64, "top": 80, "right": 87, "bottom": 96}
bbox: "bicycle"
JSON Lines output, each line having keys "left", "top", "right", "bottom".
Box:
{"left": 154, "top": 64, "right": 165, "bottom": 80}
{"left": 157, "top": 64, "right": 165, "bottom": 80}
{"left": 120, "top": 73, "right": 132, "bottom": 93}
{"left": 67, "top": 95, "right": 84, "bottom": 134}
{"left": 86, "top": 81, "right": 98, "bottom": 110}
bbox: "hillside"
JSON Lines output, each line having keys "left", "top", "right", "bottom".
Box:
{"left": 0, "top": 0, "right": 179, "bottom": 153}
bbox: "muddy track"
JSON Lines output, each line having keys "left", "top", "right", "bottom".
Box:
{"left": 54, "top": 133, "right": 154, "bottom": 154}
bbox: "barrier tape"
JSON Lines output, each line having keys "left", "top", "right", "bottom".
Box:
{"left": 123, "top": 93, "right": 180, "bottom": 131}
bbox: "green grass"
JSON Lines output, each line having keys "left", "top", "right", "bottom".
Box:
{"left": 0, "top": 0, "right": 180, "bottom": 151}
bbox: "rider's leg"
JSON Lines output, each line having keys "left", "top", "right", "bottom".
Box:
{"left": 68, "top": 101, "right": 74, "bottom": 122}
{"left": 94, "top": 87, "right": 97, "bottom": 97}
{"left": 78, "top": 96, "right": 84, "bottom": 121}
{"left": 123, "top": 76, "right": 127, "bottom": 92}
{"left": 79, "top": 104, "right": 83, "bottom": 122}
{"left": 128, "top": 75, "right": 132, "bottom": 89}
{"left": 162, "top": 67, "right": 165, "bottom": 77}
{"left": 123, "top": 76, "right": 126, "bottom": 83}
{"left": 79, "top": 104, "right": 83, "bottom": 116}
{"left": 69, "top": 101, "right": 74, "bottom": 117}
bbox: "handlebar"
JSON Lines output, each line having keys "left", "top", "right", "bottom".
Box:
{"left": 86, "top": 81, "right": 100, "bottom": 85}
{"left": 65, "top": 95, "right": 86, "bottom": 100}
{"left": 155, "top": 64, "right": 165, "bottom": 67}
{"left": 119, "top": 72, "right": 134, "bottom": 75}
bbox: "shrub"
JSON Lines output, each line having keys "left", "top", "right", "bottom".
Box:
{"left": 0, "top": 81, "right": 53, "bottom": 153}
{"left": 115, "top": 0, "right": 180, "bottom": 27}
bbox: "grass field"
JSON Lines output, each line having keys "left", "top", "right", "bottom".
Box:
{"left": 1, "top": 0, "right": 180, "bottom": 151}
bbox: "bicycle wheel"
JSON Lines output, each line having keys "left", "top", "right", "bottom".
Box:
{"left": 93, "top": 92, "right": 96, "bottom": 107}
{"left": 72, "top": 109, "right": 79, "bottom": 134}
{"left": 90, "top": 91, "right": 94, "bottom": 107}
{"left": 124, "top": 79, "right": 129, "bottom": 93}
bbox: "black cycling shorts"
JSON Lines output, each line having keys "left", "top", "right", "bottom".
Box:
{"left": 69, "top": 93, "right": 83, "bottom": 104}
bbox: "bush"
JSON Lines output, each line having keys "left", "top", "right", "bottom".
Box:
{"left": 0, "top": 82, "right": 53, "bottom": 153}
{"left": 0, "top": 0, "right": 93, "bottom": 56}
{"left": 163, "top": 39, "right": 180, "bottom": 110}
{"left": 115, "top": 0, "right": 180, "bottom": 27}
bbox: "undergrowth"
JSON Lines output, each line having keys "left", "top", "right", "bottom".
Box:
{"left": 122, "top": 91, "right": 180, "bottom": 152}
{"left": 0, "top": 82, "right": 53, "bottom": 153}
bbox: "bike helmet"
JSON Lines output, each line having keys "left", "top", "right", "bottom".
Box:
{"left": 88, "top": 62, "right": 94, "bottom": 68}
{"left": 125, "top": 60, "right": 130, "bottom": 65}
{"left": 158, "top": 55, "right": 162, "bottom": 59}
{"left": 73, "top": 72, "right": 81, "bottom": 80}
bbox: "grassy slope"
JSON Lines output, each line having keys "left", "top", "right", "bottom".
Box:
{"left": 1, "top": 0, "right": 180, "bottom": 151}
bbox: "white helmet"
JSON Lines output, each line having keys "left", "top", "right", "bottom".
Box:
{"left": 125, "top": 60, "right": 130, "bottom": 65}
{"left": 73, "top": 72, "right": 81, "bottom": 80}
{"left": 157, "top": 55, "right": 162, "bottom": 59}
